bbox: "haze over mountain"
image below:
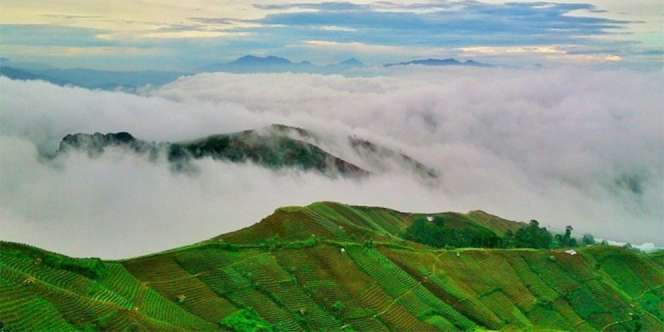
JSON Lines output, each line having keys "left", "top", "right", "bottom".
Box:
{"left": 57, "top": 124, "right": 437, "bottom": 179}
{"left": 58, "top": 127, "right": 369, "bottom": 178}
{"left": 1, "top": 55, "right": 371, "bottom": 90}
{"left": 384, "top": 58, "right": 491, "bottom": 68}
{"left": 0, "top": 64, "right": 187, "bottom": 90}
{"left": 2, "top": 66, "right": 663, "bottom": 259}
{"left": 1, "top": 55, "right": 497, "bottom": 91}
{"left": 201, "top": 55, "right": 367, "bottom": 74}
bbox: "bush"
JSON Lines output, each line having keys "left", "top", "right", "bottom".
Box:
{"left": 220, "top": 309, "right": 274, "bottom": 332}
{"left": 332, "top": 300, "right": 345, "bottom": 317}
{"left": 211, "top": 240, "right": 240, "bottom": 251}
{"left": 45, "top": 256, "right": 107, "bottom": 279}
{"left": 284, "top": 235, "right": 318, "bottom": 249}
{"left": 582, "top": 234, "right": 596, "bottom": 246}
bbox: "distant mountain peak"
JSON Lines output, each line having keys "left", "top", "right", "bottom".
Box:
{"left": 338, "top": 58, "right": 364, "bottom": 67}
{"left": 202, "top": 55, "right": 371, "bottom": 74}
{"left": 384, "top": 58, "right": 489, "bottom": 68}
{"left": 230, "top": 55, "right": 293, "bottom": 65}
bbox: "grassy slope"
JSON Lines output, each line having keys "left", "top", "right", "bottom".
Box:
{"left": 1, "top": 202, "right": 662, "bottom": 331}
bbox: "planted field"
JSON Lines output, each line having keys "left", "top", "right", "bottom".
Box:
{"left": 0, "top": 202, "right": 662, "bottom": 331}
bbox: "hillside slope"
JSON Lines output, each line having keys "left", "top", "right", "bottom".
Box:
{"left": 0, "top": 202, "right": 662, "bottom": 331}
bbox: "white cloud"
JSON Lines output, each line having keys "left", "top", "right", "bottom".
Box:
{"left": 458, "top": 45, "right": 623, "bottom": 63}
{"left": 1, "top": 67, "right": 662, "bottom": 258}
{"left": 318, "top": 25, "right": 357, "bottom": 32}
{"left": 0, "top": 45, "right": 163, "bottom": 57}
{"left": 300, "top": 40, "right": 441, "bottom": 55}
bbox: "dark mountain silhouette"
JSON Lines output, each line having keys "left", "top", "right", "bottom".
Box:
{"left": 385, "top": 58, "right": 491, "bottom": 68}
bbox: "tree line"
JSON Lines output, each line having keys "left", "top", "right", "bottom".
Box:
{"left": 404, "top": 216, "right": 597, "bottom": 249}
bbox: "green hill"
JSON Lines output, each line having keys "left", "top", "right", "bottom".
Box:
{"left": 0, "top": 202, "right": 662, "bottom": 331}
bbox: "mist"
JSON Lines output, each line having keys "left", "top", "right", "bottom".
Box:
{"left": 0, "top": 67, "right": 662, "bottom": 258}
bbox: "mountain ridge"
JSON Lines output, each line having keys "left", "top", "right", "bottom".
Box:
{"left": 58, "top": 126, "right": 370, "bottom": 177}
{"left": 0, "top": 65, "right": 187, "bottom": 90}
{"left": 201, "top": 55, "right": 366, "bottom": 74}
{"left": 56, "top": 124, "right": 438, "bottom": 179}
{"left": 384, "top": 58, "right": 491, "bottom": 68}
{"left": 1, "top": 55, "right": 493, "bottom": 90}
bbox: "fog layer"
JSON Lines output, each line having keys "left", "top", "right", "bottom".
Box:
{"left": 0, "top": 67, "right": 662, "bottom": 258}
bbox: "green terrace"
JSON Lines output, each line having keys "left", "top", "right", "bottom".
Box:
{"left": 0, "top": 202, "right": 662, "bottom": 331}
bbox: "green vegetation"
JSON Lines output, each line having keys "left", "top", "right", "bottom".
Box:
{"left": 404, "top": 214, "right": 590, "bottom": 250}
{"left": 169, "top": 134, "right": 359, "bottom": 174}
{"left": 404, "top": 215, "right": 501, "bottom": 248}
{"left": 0, "top": 242, "right": 107, "bottom": 279}
{"left": 0, "top": 202, "right": 662, "bottom": 331}
{"left": 583, "top": 233, "right": 597, "bottom": 246}
{"left": 220, "top": 309, "right": 274, "bottom": 332}
{"left": 513, "top": 220, "right": 554, "bottom": 249}
{"left": 59, "top": 126, "right": 370, "bottom": 177}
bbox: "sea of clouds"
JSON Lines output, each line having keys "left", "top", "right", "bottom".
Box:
{"left": 1, "top": 66, "right": 662, "bottom": 258}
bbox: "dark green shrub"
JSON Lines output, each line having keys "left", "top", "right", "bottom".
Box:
{"left": 404, "top": 215, "right": 501, "bottom": 248}
{"left": 332, "top": 300, "right": 345, "bottom": 317}
{"left": 220, "top": 309, "right": 274, "bottom": 332}
{"left": 514, "top": 220, "right": 553, "bottom": 249}
{"left": 582, "top": 234, "right": 596, "bottom": 246}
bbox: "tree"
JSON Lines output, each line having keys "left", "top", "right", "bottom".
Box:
{"left": 404, "top": 217, "right": 446, "bottom": 248}
{"left": 569, "top": 238, "right": 578, "bottom": 247}
{"left": 504, "top": 230, "right": 515, "bottom": 248}
{"left": 562, "top": 225, "right": 574, "bottom": 247}
{"left": 555, "top": 225, "right": 577, "bottom": 248}
{"left": 514, "top": 220, "right": 553, "bottom": 249}
{"left": 404, "top": 215, "right": 501, "bottom": 249}
{"left": 582, "top": 234, "right": 596, "bottom": 246}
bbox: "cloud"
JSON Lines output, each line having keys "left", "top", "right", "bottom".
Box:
{"left": 1, "top": 67, "right": 663, "bottom": 258}
{"left": 0, "top": 45, "right": 163, "bottom": 57}
{"left": 257, "top": 1, "right": 630, "bottom": 45}
{"left": 296, "top": 40, "right": 446, "bottom": 57}
{"left": 0, "top": 77, "right": 272, "bottom": 152}
{"left": 458, "top": 45, "right": 623, "bottom": 63}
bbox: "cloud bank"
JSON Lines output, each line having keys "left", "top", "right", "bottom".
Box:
{"left": 0, "top": 67, "right": 662, "bottom": 258}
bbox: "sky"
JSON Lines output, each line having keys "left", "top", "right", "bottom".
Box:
{"left": 0, "top": 0, "right": 662, "bottom": 70}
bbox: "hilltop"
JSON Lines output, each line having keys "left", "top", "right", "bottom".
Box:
{"left": 0, "top": 202, "right": 662, "bottom": 331}
{"left": 57, "top": 124, "right": 437, "bottom": 179}
{"left": 58, "top": 126, "right": 368, "bottom": 177}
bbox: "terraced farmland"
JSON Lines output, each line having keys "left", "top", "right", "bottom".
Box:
{"left": 1, "top": 202, "right": 662, "bottom": 331}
